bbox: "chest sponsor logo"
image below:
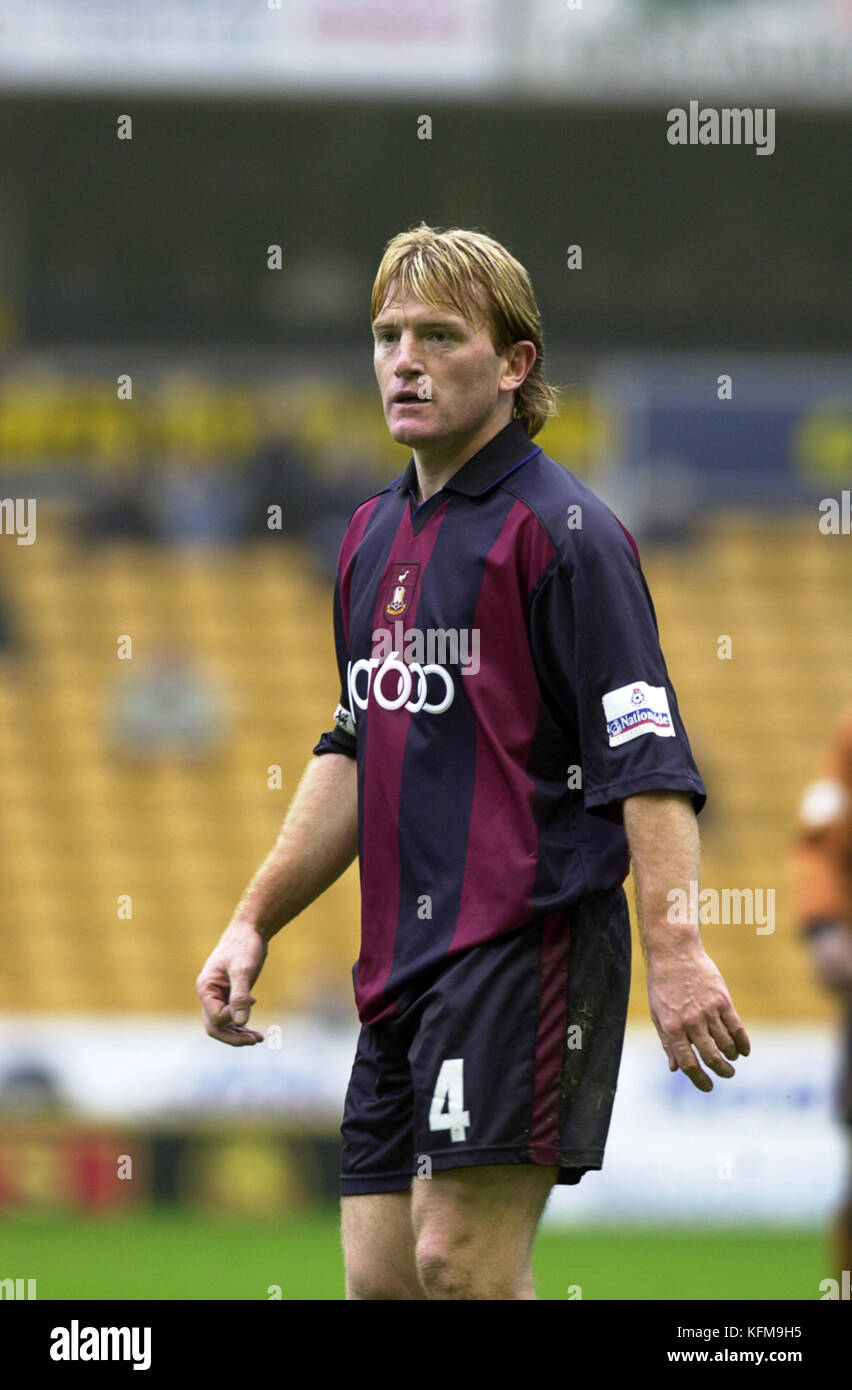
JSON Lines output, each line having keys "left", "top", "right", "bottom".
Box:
{"left": 347, "top": 651, "right": 455, "bottom": 718}
{"left": 602, "top": 680, "right": 675, "bottom": 747}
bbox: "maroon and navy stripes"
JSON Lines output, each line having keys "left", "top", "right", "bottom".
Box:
{"left": 529, "top": 909, "right": 573, "bottom": 1165}
{"left": 451, "top": 500, "right": 555, "bottom": 951}
{"left": 316, "top": 419, "right": 705, "bottom": 1025}
{"left": 357, "top": 496, "right": 448, "bottom": 1016}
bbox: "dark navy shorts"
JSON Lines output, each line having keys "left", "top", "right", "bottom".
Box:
{"left": 339, "top": 884, "right": 632, "bottom": 1195}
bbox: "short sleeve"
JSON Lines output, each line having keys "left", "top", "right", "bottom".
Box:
{"left": 528, "top": 507, "right": 706, "bottom": 821}
{"left": 313, "top": 571, "right": 357, "bottom": 760}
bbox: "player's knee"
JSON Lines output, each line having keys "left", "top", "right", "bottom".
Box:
{"left": 415, "top": 1228, "right": 521, "bottom": 1301}
{"left": 415, "top": 1242, "right": 476, "bottom": 1300}
{"left": 343, "top": 1244, "right": 425, "bottom": 1301}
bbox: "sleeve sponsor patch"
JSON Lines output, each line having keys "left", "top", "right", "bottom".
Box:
{"left": 602, "top": 680, "right": 675, "bottom": 747}
{"left": 333, "top": 702, "right": 357, "bottom": 739}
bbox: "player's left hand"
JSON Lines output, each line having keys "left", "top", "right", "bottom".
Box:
{"left": 646, "top": 947, "right": 750, "bottom": 1092}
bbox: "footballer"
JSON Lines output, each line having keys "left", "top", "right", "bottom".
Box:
{"left": 197, "top": 225, "right": 750, "bottom": 1300}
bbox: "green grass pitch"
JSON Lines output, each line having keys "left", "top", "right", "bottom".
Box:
{"left": 0, "top": 1211, "right": 827, "bottom": 1300}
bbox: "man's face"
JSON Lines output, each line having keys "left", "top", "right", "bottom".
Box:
{"left": 372, "top": 291, "right": 514, "bottom": 450}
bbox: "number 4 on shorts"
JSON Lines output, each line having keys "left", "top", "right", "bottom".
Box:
{"left": 428, "top": 1058, "right": 471, "bottom": 1142}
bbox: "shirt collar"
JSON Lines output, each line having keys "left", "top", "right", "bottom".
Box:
{"left": 389, "top": 418, "right": 541, "bottom": 500}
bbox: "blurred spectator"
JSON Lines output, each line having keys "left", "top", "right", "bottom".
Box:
{"left": 0, "top": 1061, "right": 64, "bottom": 1113}
{"left": 148, "top": 450, "right": 243, "bottom": 544}
{"left": 109, "top": 645, "right": 227, "bottom": 762}
{"left": 81, "top": 458, "right": 155, "bottom": 541}
{"left": 791, "top": 705, "right": 852, "bottom": 1280}
{"left": 596, "top": 455, "right": 701, "bottom": 547}
{"left": 240, "top": 419, "right": 381, "bottom": 581}
{"left": 303, "top": 442, "right": 385, "bottom": 581}
{"left": 0, "top": 585, "right": 19, "bottom": 656}
{"left": 241, "top": 430, "right": 322, "bottom": 540}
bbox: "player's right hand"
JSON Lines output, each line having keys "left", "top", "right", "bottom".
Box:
{"left": 196, "top": 921, "right": 268, "bottom": 1046}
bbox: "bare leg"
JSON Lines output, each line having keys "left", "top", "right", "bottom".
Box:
{"left": 411, "top": 1163, "right": 558, "bottom": 1300}
{"left": 340, "top": 1190, "right": 426, "bottom": 1300}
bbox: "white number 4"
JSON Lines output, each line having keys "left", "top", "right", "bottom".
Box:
{"left": 428, "top": 1058, "right": 470, "bottom": 1142}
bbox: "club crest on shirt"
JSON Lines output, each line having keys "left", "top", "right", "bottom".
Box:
{"left": 383, "top": 562, "right": 420, "bottom": 619}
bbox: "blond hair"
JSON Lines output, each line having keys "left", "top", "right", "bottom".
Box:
{"left": 371, "top": 225, "right": 560, "bottom": 439}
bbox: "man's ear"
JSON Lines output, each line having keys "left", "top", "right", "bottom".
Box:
{"left": 500, "top": 340, "right": 537, "bottom": 393}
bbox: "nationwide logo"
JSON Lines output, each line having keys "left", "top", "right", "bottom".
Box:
{"left": 347, "top": 651, "right": 455, "bottom": 719}
{"left": 608, "top": 707, "right": 672, "bottom": 737}
{"left": 602, "top": 680, "right": 676, "bottom": 748}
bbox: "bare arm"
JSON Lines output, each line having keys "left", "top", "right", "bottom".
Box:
{"left": 234, "top": 751, "right": 358, "bottom": 939}
{"left": 623, "top": 789, "right": 750, "bottom": 1091}
{"left": 196, "top": 751, "right": 358, "bottom": 1045}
